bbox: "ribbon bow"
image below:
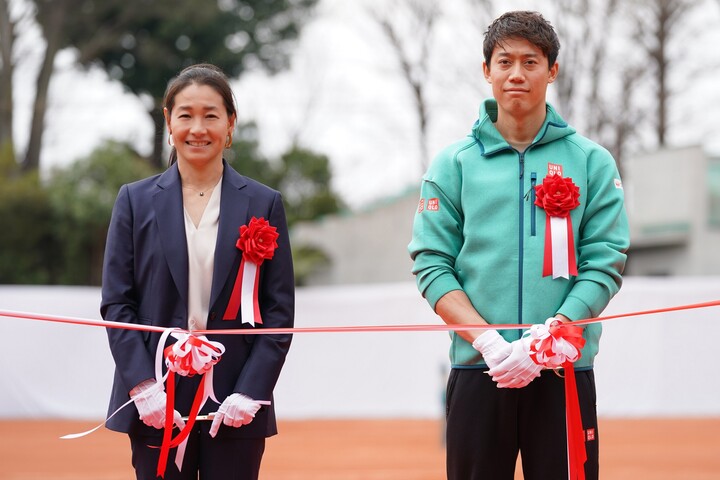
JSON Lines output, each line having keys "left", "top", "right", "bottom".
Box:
{"left": 526, "top": 318, "right": 587, "bottom": 480}
{"left": 527, "top": 318, "right": 585, "bottom": 368}
{"left": 156, "top": 330, "right": 225, "bottom": 478}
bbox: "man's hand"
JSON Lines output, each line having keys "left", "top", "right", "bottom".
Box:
{"left": 209, "top": 393, "right": 262, "bottom": 437}
{"left": 130, "top": 379, "right": 185, "bottom": 430}
{"left": 486, "top": 336, "right": 543, "bottom": 388}
{"left": 472, "top": 330, "right": 512, "bottom": 369}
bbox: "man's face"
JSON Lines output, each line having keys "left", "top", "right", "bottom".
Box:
{"left": 483, "top": 37, "right": 558, "bottom": 119}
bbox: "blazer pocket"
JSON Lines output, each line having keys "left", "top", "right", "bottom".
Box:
{"left": 137, "top": 315, "right": 152, "bottom": 343}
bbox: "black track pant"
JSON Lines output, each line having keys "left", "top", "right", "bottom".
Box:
{"left": 446, "top": 368, "right": 599, "bottom": 480}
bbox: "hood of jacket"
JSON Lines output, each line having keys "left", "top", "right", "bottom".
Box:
{"left": 471, "top": 99, "right": 577, "bottom": 156}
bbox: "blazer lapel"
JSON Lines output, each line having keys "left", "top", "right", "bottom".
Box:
{"left": 153, "top": 164, "right": 190, "bottom": 311}
{"left": 210, "top": 163, "right": 250, "bottom": 309}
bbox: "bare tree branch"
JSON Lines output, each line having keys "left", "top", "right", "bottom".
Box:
{"left": 631, "top": 0, "right": 700, "bottom": 146}
{"left": 367, "top": 0, "right": 440, "bottom": 172}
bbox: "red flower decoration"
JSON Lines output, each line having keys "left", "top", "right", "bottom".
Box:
{"left": 534, "top": 175, "right": 580, "bottom": 218}
{"left": 236, "top": 217, "right": 279, "bottom": 264}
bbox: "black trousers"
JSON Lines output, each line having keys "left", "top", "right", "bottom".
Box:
{"left": 446, "top": 368, "right": 599, "bottom": 480}
{"left": 129, "top": 423, "right": 266, "bottom": 480}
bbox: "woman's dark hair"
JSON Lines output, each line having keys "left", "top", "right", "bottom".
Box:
{"left": 483, "top": 11, "right": 560, "bottom": 68}
{"left": 163, "top": 63, "right": 237, "bottom": 166}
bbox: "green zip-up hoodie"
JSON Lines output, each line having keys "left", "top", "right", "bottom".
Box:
{"left": 409, "top": 99, "right": 629, "bottom": 369}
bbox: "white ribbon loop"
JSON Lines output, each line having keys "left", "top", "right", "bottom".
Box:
{"left": 550, "top": 216, "right": 570, "bottom": 279}
{"left": 240, "top": 261, "right": 260, "bottom": 327}
{"left": 526, "top": 318, "right": 581, "bottom": 368}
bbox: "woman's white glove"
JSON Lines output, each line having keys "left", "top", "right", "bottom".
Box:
{"left": 130, "top": 379, "right": 185, "bottom": 430}
{"left": 209, "top": 393, "right": 262, "bottom": 437}
{"left": 472, "top": 330, "right": 512, "bottom": 369}
{"left": 486, "top": 336, "right": 543, "bottom": 388}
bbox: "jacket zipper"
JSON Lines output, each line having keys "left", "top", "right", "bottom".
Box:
{"left": 517, "top": 151, "right": 525, "bottom": 335}
{"left": 530, "top": 172, "right": 537, "bottom": 236}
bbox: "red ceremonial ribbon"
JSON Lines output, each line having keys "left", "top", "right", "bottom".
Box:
{"left": 564, "top": 361, "right": 587, "bottom": 480}
{"left": 223, "top": 217, "right": 279, "bottom": 324}
{"left": 157, "top": 373, "right": 207, "bottom": 478}
{"left": 5, "top": 299, "right": 720, "bottom": 335}
{"left": 528, "top": 320, "right": 587, "bottom": 480}
{"left": 29, "top": 298, "right": 719, "bottom": 474}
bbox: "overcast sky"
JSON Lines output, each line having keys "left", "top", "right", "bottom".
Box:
{"left": 11, "top": 0, "right": 720, "bottom": 208}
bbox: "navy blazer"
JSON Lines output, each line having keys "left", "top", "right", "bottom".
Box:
{"left": 101, "top": 161, "right": 294, "bottom": 438}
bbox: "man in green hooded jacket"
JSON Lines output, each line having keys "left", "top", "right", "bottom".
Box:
{"left": 409, "top": 10, "right": 629, "bottom": 480}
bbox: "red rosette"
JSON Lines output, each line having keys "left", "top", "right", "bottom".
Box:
{"left": 534, "top": 174, "right": 580, "bottom": 218}
{"left": 236, "top": 217, "right": 279, "bottom": 264}
{"left": 223, "top": 217, "right": 279, "bottom": 324}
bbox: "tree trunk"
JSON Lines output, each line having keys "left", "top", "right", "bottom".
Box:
{"left": 150, "top": 104, "right": 166, "bottom": 169}
{"left": 0, "top": 0, "right": 15, "bottom": 164}
{"left": 21, "top": 3, "right": 66, "bottom": 173}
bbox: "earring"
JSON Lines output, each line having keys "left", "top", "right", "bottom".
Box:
{"left": 168, "top": 135, "right": 174, "bottom": 147}
{"left": 225, "top": 135, "right": 232, "bottom": 148}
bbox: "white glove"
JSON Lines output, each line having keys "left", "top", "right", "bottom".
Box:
{"left": 486, "top": 336, "right": 543, "bottom": 388}
{"left": 209, "top": 393, "right": 262, "bottom": 438}
{"left": 130, "top": 379, "right": 185, "bottom": 430}
{"left": 472, "top": 330, "right": 512, "bottom": 369}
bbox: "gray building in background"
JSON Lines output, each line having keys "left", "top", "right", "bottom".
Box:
{"left": 291, "top": 188, "right": 419, "bottom": 286}
{"left": 291, "top": 145, "right": 720, "bottom": 285}
{"left": 623, "top": 145, "right": 720, "bottom": 275}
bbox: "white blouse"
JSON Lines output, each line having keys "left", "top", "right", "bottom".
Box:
{"left": 183, "top": 181, "right": 222, "bottom": 331}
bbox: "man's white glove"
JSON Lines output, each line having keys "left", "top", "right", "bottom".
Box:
{"left": 486, "top": 336, "right": 543, "bottom": 388}
{"left": 209, "top": 393, "right": 262, "bottom": 438}
{"left": 472, "top": 330, "right": 512, "bottom": 369}
{"left": 130, "top": 379, "right": 185, "bottom": 430}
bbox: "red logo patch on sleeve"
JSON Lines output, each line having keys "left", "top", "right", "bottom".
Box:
{"left": 585, "top": 428, "right": 596, "bottom": 442}
{"left": 427, "top": 198, "right": 439, "bottom": 211}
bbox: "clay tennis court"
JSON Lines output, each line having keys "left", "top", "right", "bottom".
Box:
{"left": 2, "top": 417, "right": 719, "bottom": 479}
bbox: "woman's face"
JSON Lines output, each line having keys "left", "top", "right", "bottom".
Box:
{"left": 165, "top": 83, "right": 234, "bottom": 169}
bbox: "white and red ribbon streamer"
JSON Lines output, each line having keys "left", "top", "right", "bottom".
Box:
{"left": 544, "top": 216, "right": 578, "bottom": 279}
{"left": 154, "top": 330, "right": 224, "bottom": 478}
{"left": 527, "top": 319, "right": 587, "bottom": 480}
{"left": 224, "top": 257, "right": 263, "bottom": 326}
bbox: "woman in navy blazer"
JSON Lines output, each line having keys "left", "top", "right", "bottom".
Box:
{"left": 101, "top": 64, "right": 294, "bottom": 480}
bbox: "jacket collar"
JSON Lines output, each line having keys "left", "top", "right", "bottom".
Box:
{"left": 152, "top": 161, "right": 251, "bottom": 314}
{"left": 472, "top": 99, "right": 576, "bottom": 156}
{"left": 153, "top": 163, "right": 189, "bottom": 311}
{"left": 210, "top": 161, "right": 250, "bottom": 309}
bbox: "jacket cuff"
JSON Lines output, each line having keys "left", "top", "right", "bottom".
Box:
{"left": 424, "top": 274, "right": 464, "bottom": 311}
{"left": 556, "top": 295, "right": 592, "bottom": 322}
